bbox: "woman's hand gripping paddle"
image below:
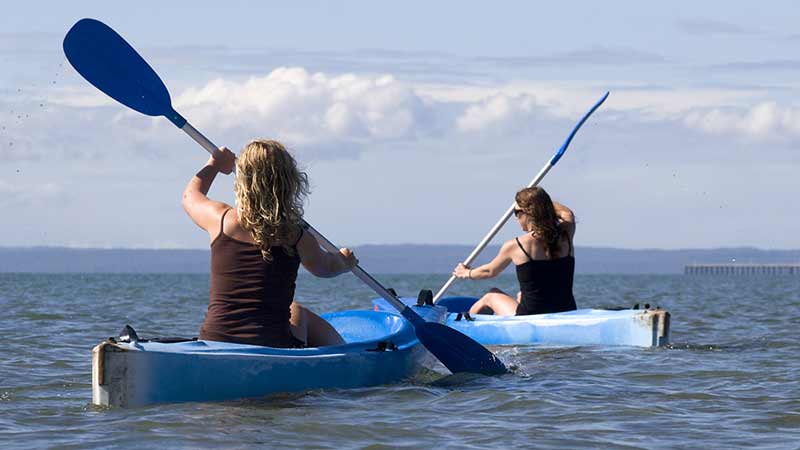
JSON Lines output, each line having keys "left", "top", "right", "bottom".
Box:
{"left": 432, "top": 92, "right": 609, "bottom": 303}
{"left": 63, "top": 18, "right": 507, "bottom": 376}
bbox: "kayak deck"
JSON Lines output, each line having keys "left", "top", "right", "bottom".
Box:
{"left": 92, "top": 310, "right": 426, "bottom": 407}
{"left": 446, "top": 307, "right": 670, "bottom": 347}
{"left": 373, "top": 296, "right": 670, "bottom": 347}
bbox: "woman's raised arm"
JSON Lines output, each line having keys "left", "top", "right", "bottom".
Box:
{"left": 553, "top": 201, "right": 576, "bottom": 239}
{"left": 182, "top": 148, "right": 236, "bottom": 236}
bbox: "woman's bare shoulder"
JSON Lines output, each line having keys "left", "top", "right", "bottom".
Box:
{"left": 218, "top": 207, "right": 256, "bottom": 243}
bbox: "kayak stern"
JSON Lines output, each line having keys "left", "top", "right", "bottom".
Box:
{"left": 92, "top": 310, "right": 426, "bottom": 407}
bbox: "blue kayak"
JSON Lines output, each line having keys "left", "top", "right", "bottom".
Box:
{"left": 373, "top": 296, "right": 670, "bottom": 347}
{"left": 92, "top": 310, "right": 426, "bottom": 407}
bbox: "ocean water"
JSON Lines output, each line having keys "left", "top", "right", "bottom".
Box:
{"left": 0, "top": 272, "right": 798, "bottom": 449}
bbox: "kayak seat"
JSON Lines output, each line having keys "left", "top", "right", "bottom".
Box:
{"left": 322, "top": 310, "right": 408, "bottom": 343}
{"left": 436, "top": 296, "right": 479, "bottom": 313}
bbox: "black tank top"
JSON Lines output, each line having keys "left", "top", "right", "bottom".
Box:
{"left": 200, "top": 209, "right": 305, "bottom": 347}
{"left": 514, "top": 234, "right": 577, "bottom": 316}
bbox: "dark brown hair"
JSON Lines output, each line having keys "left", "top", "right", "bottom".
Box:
{"left": 515, "top": 186, "right": 562, "bottom": 258}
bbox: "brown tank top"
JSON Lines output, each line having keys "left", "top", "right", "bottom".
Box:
{"left": 199, "top": 209, "right": 304, "bottom": 348}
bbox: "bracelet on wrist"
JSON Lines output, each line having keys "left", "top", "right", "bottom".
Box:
{"left": 468, "top": 269, "right": 473, "bottom": 279}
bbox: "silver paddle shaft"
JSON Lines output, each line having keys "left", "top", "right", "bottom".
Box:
{"left": 302, "top": 222, "right": 407, "bottom": 311}
{"left": 432, "top": 162, "right": 554, "bottom": 303}
{"left": 183, "top": 123, "right": 224, "bottom": 160}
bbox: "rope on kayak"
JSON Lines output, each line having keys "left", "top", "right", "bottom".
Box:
{"left": 112, "top": 325, "right": 197, "bottom": 344}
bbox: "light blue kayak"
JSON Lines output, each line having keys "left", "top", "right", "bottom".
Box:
{"left": 373, "top": 296, "right": 670, "bottom": 348}
{"left": 92, "top": 310, "right": 426, "bottom": 407}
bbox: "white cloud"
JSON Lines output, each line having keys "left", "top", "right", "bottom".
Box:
{"left": 684, "top": 102, "right": 800, "bottom": 140}
{"left": 13, "top": 64, "right": 800, "bottom": 165}
{"left": 173, "top": 67, "right": 433, "bottom": 148}
{"left": 418, "top": 82, "right": 759, "bottom": 121}
{"left": 456, "top": 93, "right": 541, "bottom": 133}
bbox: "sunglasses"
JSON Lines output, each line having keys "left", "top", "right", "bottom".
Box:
{"left": 513, "top": 208, "right": 524, "bottom": 217}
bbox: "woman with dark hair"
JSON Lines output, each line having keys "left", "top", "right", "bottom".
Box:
{"left": 182, "top": 139, "right": 358, "bottom": 348}
{"left": 452, "top": 186, "right": 577, "bottom": 316}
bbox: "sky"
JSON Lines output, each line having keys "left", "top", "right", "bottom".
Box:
{"left": 1, "top": 1, "right": 798, "bottom": 250}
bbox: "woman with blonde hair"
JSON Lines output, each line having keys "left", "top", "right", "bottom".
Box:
{"left": 183, "top": 139, "right": 357, "bottom": 347}
{"left": 452, "top": 186, "right": 577, "bottom": 316}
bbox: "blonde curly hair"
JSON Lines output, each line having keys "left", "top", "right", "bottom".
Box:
{"left": 234, "top": 139, "right": 309, "bottom": 261}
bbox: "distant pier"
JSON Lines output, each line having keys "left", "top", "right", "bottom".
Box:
{"left": 685, "top": 264, "right": 800, "bottom": 275}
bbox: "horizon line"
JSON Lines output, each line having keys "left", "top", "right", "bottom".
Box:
{"left": 2, "top": 245, "right": 800, "bottom": 252}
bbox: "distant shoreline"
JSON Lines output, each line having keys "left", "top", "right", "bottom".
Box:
{"left": 2, "top": 245, "right": 799, "bottom": 274}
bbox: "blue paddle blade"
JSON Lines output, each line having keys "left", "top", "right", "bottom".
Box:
{"left": 398, "top": 304, "right": 506, "bottom": 375}
{"left": 549, "top": 91, "right": 609, "bottom": 165}
{"left": 63, "top": 18, "right": 186, "bottom": 128}
{"left": 415, "top": 321, "right": 507, "bottom": 376}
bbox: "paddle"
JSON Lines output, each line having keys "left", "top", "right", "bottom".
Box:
{"left": 63, "top": 18, "right": 507, "bottom": 376}
{"left": 302, "top": 225, "right": 506, "bottom": 375}
{"left": 432, "top": 91, "right": 609, "bottom": 303}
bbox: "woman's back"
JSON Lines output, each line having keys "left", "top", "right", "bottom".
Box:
{"left": 514, "top": 229, "right": 576, "bottom": 315}
{"left": 200, "top": 209, "right": 304, "bottom": 347}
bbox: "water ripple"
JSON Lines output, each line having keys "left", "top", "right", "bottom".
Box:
{"left": 0, "top": 273, "right": 799, "bottom": 449}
